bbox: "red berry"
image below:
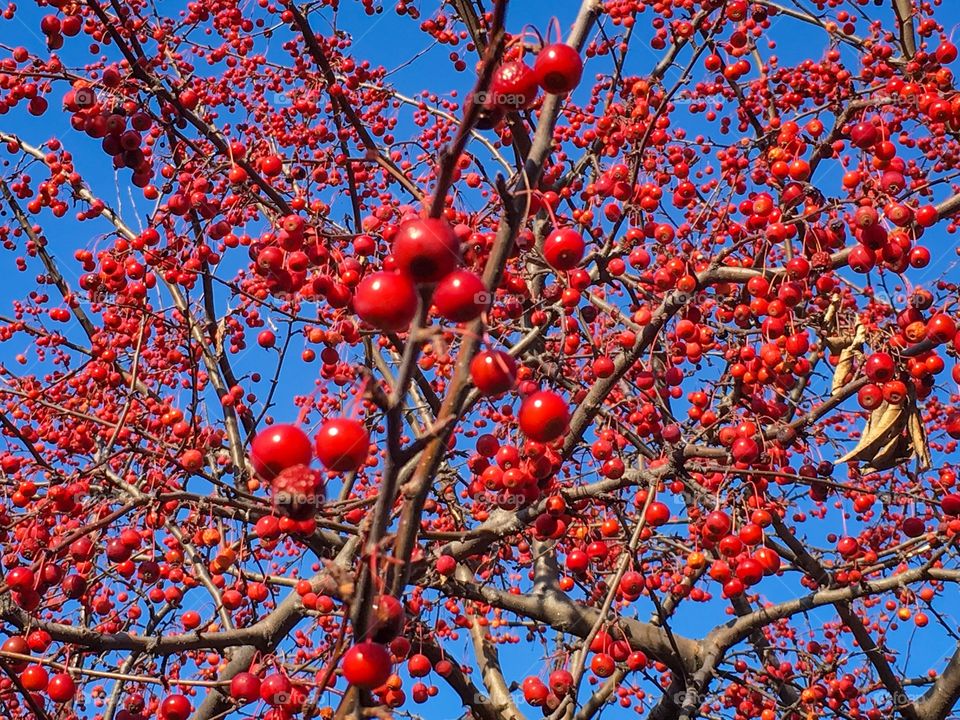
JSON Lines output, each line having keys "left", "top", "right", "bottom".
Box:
{"left": 549, "top": 669, "right": 574, "bottom": 696}
{"left": 518, "top": 391, "right": 569, "bottom": 443}
{"left": 847, "top": 244, "right": 875, "bottom": 273}
{"left": 565, "top": 549, "right": 589, "bottom": 573}
{"left": 942, "top": 494, "right": 960, "bottom": 516}
{"left": 259, "top": 673, "right": 292, "bottom": 706}
{"left": 522, "top": 677, "right": 549, "bottom": 705}
{"left": 735, "top": 558, "right": 764, "bottom": 586}
{"left": 849, "top": 122, "right": 878, "bottom": 148}
{"left": 6, "top": 566, "right": 34, "bottom": 590}
{"left": 722, "top": 578, "right": 745, "bottom": 598}
{"left": 864, "top": 352, "right": 895, "bottom": 383}
{"left": 704, "top": 510, "right": 732, "bottom": 538}
{"left": 342, "top": 642, "right": 392, "bottom": 689}
{"left": 836, "top": 536, "right": 860, "bottom": 557}
{"left": 857, "top": 383, "right": 883, "bottom": 410}
{"left": 470, "top": 350, "right": 517, "bottom": 395}
{"left": 47, "top": 673, "right": 76, "bottom": 703}
{"left": 936, "top": 40, "right": 958, "bottom": 64}
{"left": 392, "top": 217, "right": 460, "bottom": 283}
{"left": 21, "top": 664, "right": 48, "bottom": 691}
{"left": 436, "top": 554, "right": 457, "bottom": 576}
{"left": 753, "top": 547, "right": 781, "bottom": 575}
{"left": 627, "top": 651, "right": 648, "bottom": 670}
{"left": 255, "top": 515, "right": 282, "bottom": 540}
{"left": 249, "top": 424, "right": 313, "bottom": 480}
{"left": 489, "top": 61, "right": 539, "bottom": 110}
{"left": 590, "top": 652, "right": 615, "bottom": 678}
{"left": 257, "top": 330, "right": 276, "bottom": 348}
{"left": 535, "top": 44, "right": 583, "bottom": 94}
{"left": 432, "top": 270, "right": 487, "bottom": 322}
{"left": 731, "top": 436, "right": 760, "bottom": 463}
{"left": 160, "top": 694, "right": 192, "bottom": 720}
{"left": 407, "top": 653, "right": 431, "bottom": 677}
{"left": 645, "top": 501, "right": 670, "bottom": 526}
{"left": 902, "top": 517, "right": 925, "bottom": 538}
{"left": 927, "top": 314, "right": 956, "bottom": 344}
{"left": 542, "top": 228, "right": 585, "bottom": 270}
{"left": 2, "top": 637, "right": 29, "bottom": 671}
{"left": 354, "top": 271, "right": 418, "bottom": 331}
{"left": 315, "top": 418, "right": 369, "bottom": 472}
{"left": 230, "top": 672, "right": 262, "bottom": 704}
{"left": 270, "top": 464, "right": 322, "bottom": 520}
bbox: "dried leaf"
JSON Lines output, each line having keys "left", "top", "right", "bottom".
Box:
{"left": 863, "top": 430, "right": 910, "bottom": 473}
{"left": 831, "top": 345, "right": 858, "bottom": 396}
{"left": 830, "top": 326, "right": 866, "bottom": 397}
{"left": 837, "top": 401, "right": 906, "bottom": 466}
{"left": 213, "top": 317, "right": 228, "bottom": 358}
{"left": 907, "top": 408, "right": 931, "bottom": 471}
{"left": 825, "top": 335, "right": 850, "bottom": 354}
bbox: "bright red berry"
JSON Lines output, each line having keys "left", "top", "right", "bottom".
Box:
{"left": 250, "top": 424, "right": 313, "bottom": 479}
{"left": 315, "top": 418, "right": 369, "bottom": 472}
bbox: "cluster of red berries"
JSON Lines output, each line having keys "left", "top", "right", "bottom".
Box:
{"left": 353, "top": 216, "right": 482, "bottom": 331}
{"left": 249, "top": 418, "right": 369, "bottom": 519}
{"left": 63, "top": 86, "right": 155, "bottom": 187}
{"left": 475, "top": 42, "right": 584, "bottom": 127}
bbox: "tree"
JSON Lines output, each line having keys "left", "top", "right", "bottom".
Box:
{"left": 1, "top": 0, "right": 960, "bottom": 719}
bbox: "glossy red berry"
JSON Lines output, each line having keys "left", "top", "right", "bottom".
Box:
{"left": 704, "top": 510, "right": 731, "bottom": 538}
{"left": 392, "top": 217, "right": 460, "bottom": 283}
{"left": 250, "top": 424, "right": 313, "bottom": 479}
{"left": 535, "top": 44, "right": 583, "bottom": 94}
{"left": 432, "top": 270, "right": 487, "bottom": 322}
{"left": 21, "top": 664, "right": 48, "bottom": 691}
{"left": 342, "top": 641, "right": 392, "bottom": 689}
{"left": 315, "top": 418, "right": 369, "bottom": 472}
{"left": 354, "top": 272, "right": 418, "bottom": 331}
{"left": 518, "top": 390, "right": 569, "bottom": 443}
{"left": 230, "top": 672, "right": 262, "bottom": 704}
{"left": 753, "top": 547, "right": 781, "bottom": 575}
{"left": 259, "top": 673, "right": 292, "bottom": 706}
{"left": 857, "top": 383, "right": 883, "bottom": 410}
{"left": 731, "top": 436, "right": 760, "bottom": 463}
{"left": 590, "top": 652, "right": 615, "bottom": 678}
{"left": 847, "top": 244, "right": 875, "bottom": 273}
{"left": 543, "top": 228, "right": 585, "bottom": 270}
{"left": 645, "top": 501, "right": 670, "bottom": 526}
{"left": 47, "top": 673, "right": 76, "bottom": 703}
{"left": 407, "top": 653, "right": 431, "bottom": 677}
{"left": 470, "top": 350, "right": 517, "bottom": 395}
{"left": 735, "top": 558, "right": 764, "bottom": 586}
{"left": 160, "top": 695, "right": 192, "bottom": 720}
{"left": 864, "top": 352, "right": 895, "bottom": 383}
{"left": 523, "top": 677, "right": 549, "bottom": 705}
{"left": 489, "top": 61, "right": 539, "bottom": 110}
{"left": 927, "top": 314, "right": 956, "bottom": 344}
{"left": 549, "top": 669, "right": 574, "bottom": 696}
{"left": 566, "top": 549, "right": 588, "bottom": 573}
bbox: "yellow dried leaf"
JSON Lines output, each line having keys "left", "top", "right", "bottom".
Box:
{"left": 837, "top": 401, "right": 906, "bottom": 466}
{"left": 908, "top": 408, "right": 931, "bottom": 471}
{"left": 831, "top": 345, "right": 858, "bottom": 396}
